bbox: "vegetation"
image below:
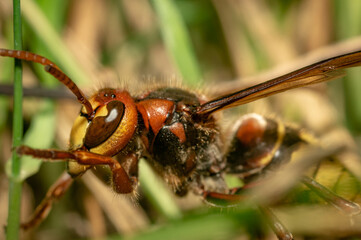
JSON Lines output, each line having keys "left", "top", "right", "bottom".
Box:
{"left": 1, "top": 1, "right": 361, "bottom": 239}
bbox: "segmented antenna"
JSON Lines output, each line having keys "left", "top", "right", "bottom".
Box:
{"left": 0, "top": 49, "right": 94, "bottom": 118}
{"left": 0, "top": 48, "right": 59, "bottom": 68}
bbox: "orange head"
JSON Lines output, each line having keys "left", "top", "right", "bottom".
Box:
{"left": 69, "top": 88, "right": 138, "bottom": 156}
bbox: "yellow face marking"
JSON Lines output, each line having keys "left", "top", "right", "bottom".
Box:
{"left": 69, "top": 115, "right": 89, "bottom": 150}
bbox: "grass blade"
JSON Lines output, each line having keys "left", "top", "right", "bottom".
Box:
{"left": 6, "top": 0, "right": 23, "bottom": 239}
{"left": 151, "top": 0, "right": 202, "bottom": 86}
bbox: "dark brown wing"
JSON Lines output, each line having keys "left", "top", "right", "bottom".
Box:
{"left": 196, "top": 50, "right": 361, "bottom": 116}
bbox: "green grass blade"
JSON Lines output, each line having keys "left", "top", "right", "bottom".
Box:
{"left": 5, "top": 101, "right": 56, "bottom": 180}
{"left": 107, "top": 207, "right": 261, "bottom": 240}
{"left": 6, "top": 0, "right": 23, "bottom": 239}
{"left": 335, "top": 0, "right": 361, "bottom": 133}
{"left": 4, "top": 0, "right": 67, "bottom": 181}
{"left": 139, "top": 160, "right": 182, "bottom": 220}
{"left": 22, "top": 0, "right": 90, "bottom": 85}
{"left": 152, "top": 0, "right": 203, "bottom": 86}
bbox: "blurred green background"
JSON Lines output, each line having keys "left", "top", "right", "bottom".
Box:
{"left": 1, "top": 0, "right": 361, "bottom": 239}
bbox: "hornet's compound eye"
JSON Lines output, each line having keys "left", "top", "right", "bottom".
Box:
{"left": 84, "top": 101, "right": 125, "bottom": 149}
